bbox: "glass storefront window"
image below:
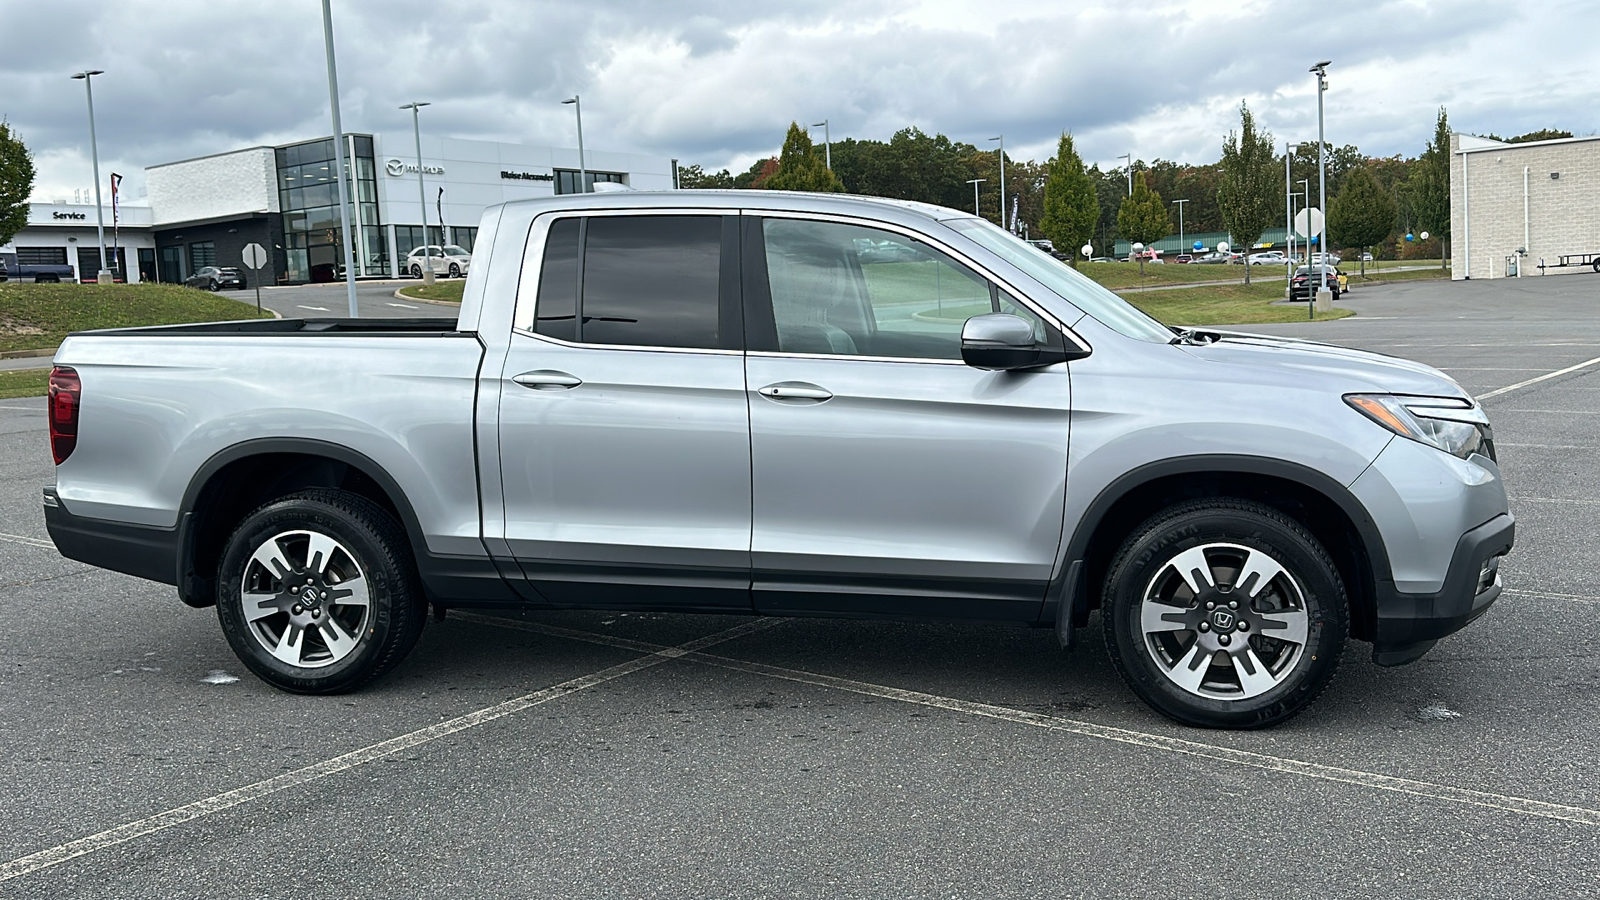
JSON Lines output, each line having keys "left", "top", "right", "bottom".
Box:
{"left": 554, "top": 169, "right": 626, "bottom": 195}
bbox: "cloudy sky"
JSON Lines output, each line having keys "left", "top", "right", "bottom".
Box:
{"left": 4, "top": 0, "right": 1594, "bottom": 203}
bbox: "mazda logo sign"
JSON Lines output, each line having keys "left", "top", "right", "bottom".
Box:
{"left": 384, "top": 158, "right": 444, "bottom": 177}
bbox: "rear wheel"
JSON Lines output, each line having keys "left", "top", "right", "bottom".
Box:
{"left": 1102, "top": 499, "right": 1347, "bottom": 728}
{"left": 216, "top": 489, "right": 425, "bottom": 693}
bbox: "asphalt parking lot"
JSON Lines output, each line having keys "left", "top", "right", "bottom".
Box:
{"left": 3, "top": 274, "right": 1599, "bottom": 898}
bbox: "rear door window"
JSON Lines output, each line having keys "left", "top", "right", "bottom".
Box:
{"left": 533, "top": 215, "right": 729, "bottom": 350}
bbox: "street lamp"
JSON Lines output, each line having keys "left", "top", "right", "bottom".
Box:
{"left": 989, "top": 136, "right": 1006, "bottom": 232}
{"left": 70, "top": 69, "right": 112, "bottom": 284}
{"left": 1310, "top": 60, "right": 1332, "bottom": 303}
{"left": 320, "top": 0, "right": 358, "bottom": 316}
{"left": 1117, "top": 153, "right": 1133, "bottom": 195}
{"left": 967, "top": 178, "right": 985, "bottom": 216}
{"left": 563, "top": 96, "right": 587, "bottom": 192}
{"left": 399, "top": 101, "right": 435, "bottom": 286}
{"left": 1172, "top": 199, "right": 1189, "bottom": 257}
{"left": 812, "top": 120, "right": 830, "bottom": 171}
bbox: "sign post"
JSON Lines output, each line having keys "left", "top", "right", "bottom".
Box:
{"left": 241, "top": 243, "right": 269, "bottom": 313}
{"left": 1293, "top": 208, "right": 1326, "bottom": 320}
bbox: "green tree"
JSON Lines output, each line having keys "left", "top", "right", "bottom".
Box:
{"left": 1409, "top": 107, "right": 1451, "bottom": 269}
{"left": 675, "top": 163, "right": 735, "bottom": 189}
{"left": 0, "top": 121, "right": 34, "bottom": 247}
{"left": 1216, "top": 102, "right": 1277, "bottom": 285}
{"left": 1117, "top": 172, "right": 1168, "bottom": 273}
{"left": 1038, "top": 133, "right": 1099, "bottom": 266}
{"left": 763, "top": 122, "right": 844, "bottom": 192}
{"left": 1328, "top": 165, "right": 1397, "bottom": 277}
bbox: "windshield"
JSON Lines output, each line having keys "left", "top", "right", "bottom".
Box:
{"left": 946, "top": 217, "right": 1173, "bottom": 343}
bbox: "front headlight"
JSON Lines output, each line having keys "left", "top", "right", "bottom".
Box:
{"left": 1345, "top": 394, "right": 1495, "bottom": 461}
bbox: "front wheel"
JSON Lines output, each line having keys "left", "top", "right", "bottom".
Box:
{"left": 1102, "top": 499, "right": 1347, "bottom": 728}
{"left": 216, "top": 489, "right": 426, "bottom": 693}
{"left": 448, "top": 263, "right": 460, "bottom": 278}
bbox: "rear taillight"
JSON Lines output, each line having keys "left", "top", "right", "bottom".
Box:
{"left": 48, "top": 366, "right": 80, "bottom": 465}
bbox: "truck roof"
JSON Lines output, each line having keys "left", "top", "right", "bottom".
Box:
{"left": 489, "top": 189, "right": 978, "bottom": 229}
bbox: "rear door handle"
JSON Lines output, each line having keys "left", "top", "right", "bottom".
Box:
{"left": 757, "top": 382, "right": 833, "bottom": 401}
{"left": 513, "top": 370, "right": 582, "bottom": 390}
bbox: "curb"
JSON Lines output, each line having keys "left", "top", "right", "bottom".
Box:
{"left": 392, "top": 288, "right": 462, "bottom": 308}
{"left": 0, "top": 348, "right": 55, "bottom": 360}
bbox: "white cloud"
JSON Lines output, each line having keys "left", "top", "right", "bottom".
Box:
{"left": 4, "top": 0, "right": 1594, "bottom": 201}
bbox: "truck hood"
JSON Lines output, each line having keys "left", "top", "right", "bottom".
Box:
{"left": 1181, "top": 331, "right": 1469, "bottom": 399}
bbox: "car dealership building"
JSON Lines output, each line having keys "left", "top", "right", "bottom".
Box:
{"left": 3, "top": 134, "right": 673, "bottom": 285}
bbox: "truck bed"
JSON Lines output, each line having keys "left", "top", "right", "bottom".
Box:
{"left": 75, "top": 317, "right": 463, "bottom": 338}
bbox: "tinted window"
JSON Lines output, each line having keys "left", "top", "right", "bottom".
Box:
{"left": 761, "top": 219, "right": 991, "bottom": 360}
{"left": 580, "top": 216, "right": 722, "bottom": 349}
{"left": 534, "top": 218, "right": 580, "bottom": 342}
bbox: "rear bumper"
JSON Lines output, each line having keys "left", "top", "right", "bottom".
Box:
{"left": 42, "top": 487, "right": 178, "bottom": 586}
{"left": 1370, "top": 513, "right": 1514, "bottom": 666}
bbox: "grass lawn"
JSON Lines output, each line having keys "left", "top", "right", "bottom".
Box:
{"left": 1078, "top": 261, "right": 1273, "bottom": 290}
{"left": 0, "top": 282, "right": 273, "bottom": 353}
{"left": 0, "top": 368, "right": 49, "bottom": 399}
{"left": 395, "top": 280, "right": 466, "bottom": 303}
{"left": 1121, "top": 282, "right": 1353, "bottom": 325}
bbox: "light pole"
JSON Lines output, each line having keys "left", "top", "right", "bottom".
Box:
{"left": 989, "top": 136, "right": 1005, "bottom": 232}
{"left": 320, "top": 0, "right": 358, "bottom": 316}
{"left": 1285, "top": 141, "right": 1298, "bottom": 294}
{"left": 563, "top": 96, "right": 587, "bottom": 192}
{"left": 1117, "top": 153, "right": 1133, "bottom": 195}
{"left": 70, "top": 70, "right": 113, "bottom": 284}
{"left": 1172, "top": 199, "right": 1188, "bottom": 256}
{"left": 1311, "top": 61, "right": 1331, "bottom": 302}
{"left": 812, "top": 120, "right": 830, "bottom": 170}
{"left": 400, "top": 101, "right": 434, "bottom": 286}
{"left": 967, "top": 178, "right": 985, "bottom": 216}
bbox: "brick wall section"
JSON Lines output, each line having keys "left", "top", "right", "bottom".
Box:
{"left": 146, "top": 148, "right": 279, "bottom": 226}
{"left": 1451, "top": 133, "right": 1600, "bottom": 279}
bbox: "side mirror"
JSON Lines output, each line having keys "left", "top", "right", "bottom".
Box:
{"left": 961, "top": 313, "right": 1050, "bottom": 371}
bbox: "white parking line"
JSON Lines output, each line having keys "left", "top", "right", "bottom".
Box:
{"left": 1504, "top": 588, "right": 1600, "bottom": 605}
{"left": 0, "top": 532, "right": 53, "bottom": 549}
{"left": 1479, "top": 355, "right": 1600, "bottom": 399}
{"left": 387, "top": 302, "right": 418, "bottom": 309}
{"left": 459, "top": 613, "right": 1600, "bottom": 829}
{"left": 0, "top": 406, "right": 41, "bottom": 411}
{"left": 296, "top": 305, "right": 330, "bottom": 312}
{"left": 0, "top": 618, "right": 779, "bottom": 884}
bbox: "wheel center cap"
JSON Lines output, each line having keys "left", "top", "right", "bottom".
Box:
{"left": 1210, "top": 610, "right": 1236, "bottom": 631}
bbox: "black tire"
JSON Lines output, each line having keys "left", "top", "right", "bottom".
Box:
{"left": 448, "top": 263, "right": 460, "bottom": 278}
{"left": 208, "top": 280, "right": 220, "bottom": 292}
{"left": 215, "top": 489, "right": 426, "bottom": 694}
{"left": 410, "top": 264, "right": 423, "bottom": 278}
{"left": 1102, "top": 498, "right": 1347, "bottom": 729}
{"left": 1592, "top": 259, "right": 1599, "bottom": 274}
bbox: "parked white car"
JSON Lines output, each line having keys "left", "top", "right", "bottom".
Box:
{"left": 405, "top": 245, "right": 472, "bottom": 278}
{"left": 1247, "top": 251, "right": 1286, "bottom": 266}
{"left": 1310, "top": 252, "right": 1342, "bottom": 267}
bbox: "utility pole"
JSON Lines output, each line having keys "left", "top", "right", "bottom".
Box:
{"left": 321, "top": 0, "right": 359, "bottom": 316}
{"left": 1118, "top": 153, "right": 1132, "bottom": 195}
{"left": 1311, "top": 61, "right": 1332, "bottom": 309}
{"left": 1172, "top": 199, "right": 1189, "bottom": 256}
{"left": 989, "top": 135, "right": 1006, "bottom": 231}
{"left": 967, "top": 178, "right": 985, "bottom": 216}
{"left": 812, "top": 120, "right": 830, "bottom": 170}
{"left": 70, "top": 70, "right": 112, "bottom": 284}
{"left": 400, "top": 101, "right": 434, "bottom": 285}
{"left": 563, "top": 96, "right": 587, "bottom": 191}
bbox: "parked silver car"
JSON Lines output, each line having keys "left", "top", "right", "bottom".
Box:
{"left": 44, "top": 191, "right": 1512, "bottom": 728}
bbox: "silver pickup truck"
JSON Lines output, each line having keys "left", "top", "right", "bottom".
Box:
{"left": 43, "top": 191, "right": 1513, "bottom": 728}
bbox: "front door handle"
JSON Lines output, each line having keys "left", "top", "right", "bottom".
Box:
{"left": 757, "top": 382, "right": 833, "bottom": 401}
{"left": 513, "top": 370, "right": 582, "bottom": 390}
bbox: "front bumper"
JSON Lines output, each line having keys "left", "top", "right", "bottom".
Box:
{"left": 1371, "top": 512, "right": 1514, "bottom": 666}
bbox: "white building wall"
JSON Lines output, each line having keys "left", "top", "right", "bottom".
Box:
{"left": 146, "top": 147, "right": 279, "bottom": 226}
{"left": 2, "top": 202, "right": 156, "bottom": 282}
{"left": 1451, "top": 133, "right": 1600, "bottom": 280}
{"left": 371, "top": 132, "right": 673, "bottom": 237}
